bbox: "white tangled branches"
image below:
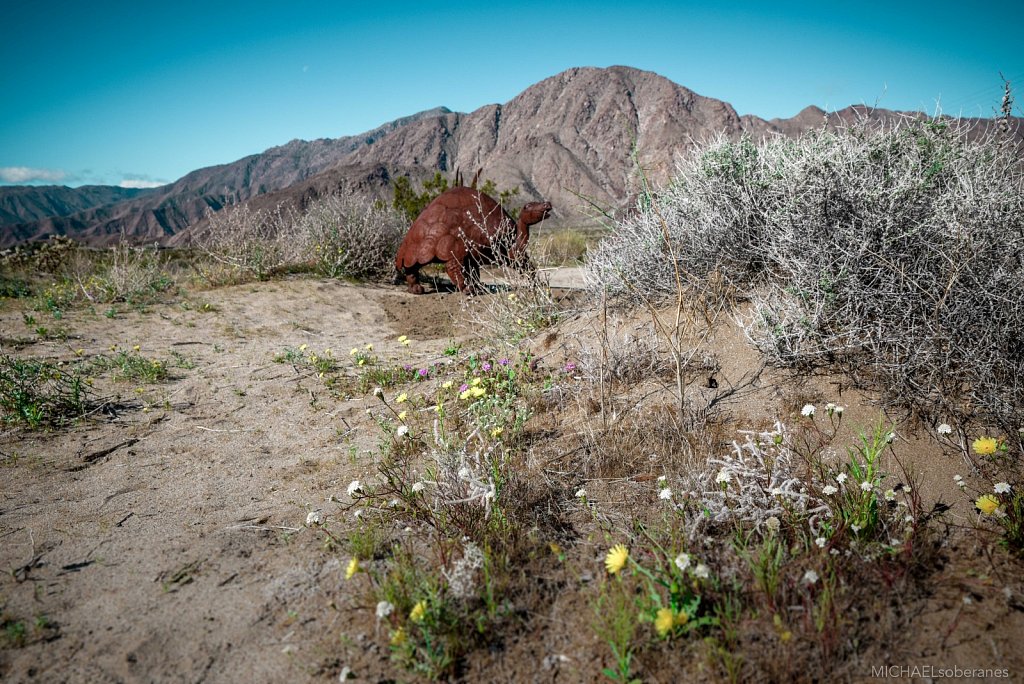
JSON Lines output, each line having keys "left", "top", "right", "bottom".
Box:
{"left": 682, "top": 421, "right": 831, "bottom": 538}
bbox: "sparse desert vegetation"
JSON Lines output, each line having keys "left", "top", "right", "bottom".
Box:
{"left": 2, "top": 116, "right": 1023, "bottom": 683}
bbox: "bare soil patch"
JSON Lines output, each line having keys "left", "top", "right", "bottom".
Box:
{"left": 1, "top": 275, "right": 1022, "bottom": 682}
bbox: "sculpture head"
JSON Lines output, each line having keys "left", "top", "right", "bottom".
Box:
{"left": 519, "top": 201, "right": 553, "bottom": 227}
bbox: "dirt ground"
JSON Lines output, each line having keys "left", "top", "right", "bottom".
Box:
{"left": 2, "top": 272, "right": 1022, "bottom": 683}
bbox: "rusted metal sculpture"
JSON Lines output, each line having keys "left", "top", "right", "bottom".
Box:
{"left": 395, "top": 187, "right": 552, "bottom": 294}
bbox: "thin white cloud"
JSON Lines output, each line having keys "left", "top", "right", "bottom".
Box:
{"left": 0, "top": 166, "right": 67, "bottom": 184}
{"left": 119, "top": 178, "right": 168, "bottom": 189}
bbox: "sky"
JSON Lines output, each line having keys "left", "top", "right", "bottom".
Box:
{"left": 2, "top": 0, "right": 1021, "bottom": 188}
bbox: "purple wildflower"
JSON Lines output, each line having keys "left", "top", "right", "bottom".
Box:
{"left": 459, "top": 383, "right": 469, "bottom": 393}
{"left": 498, "top": 358, "right": 510, "bottom": 366}
{"left": 482, "top": 362, "right": 492, "bottom": 372}
{"left": 564, "top": 362, "right": 577, "bottom": 373}
{"left": 418, "top": 368, "right": 429, "bottom": 378}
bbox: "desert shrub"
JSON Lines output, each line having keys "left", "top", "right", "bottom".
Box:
{"left": 194, "top": 203, "right": 301, "bottom": 281}
{"left": 0, "top": 355, "right": 91, "bottom": 428}
{"left": 587, "top": 118, "right": 1024, "bottom": 430}
{"left": 297, "top": 194, "right": 405, "bottom": 279}
{"left": 66, "top": 241, "right": 174, "bottom": 304}
{"left": 533, "top": 229, "right": 590, "bottom": 266}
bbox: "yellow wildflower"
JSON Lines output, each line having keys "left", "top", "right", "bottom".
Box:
{"left": 976, "top": 494, "right": 1000, "bottom": 515}
{"left": 299, "top": 343, "right": 308, "bottom": 352}
{"left": 972, "top": 436, "right": 999, "bottom": 455}
{"left": 460, "top": 390, "right": 472, "bottom": 400}
{"left": 654, "top": 607, "right": 674, "bottom": 637}
{"left": 395, "top": 393, "right": 408, "bottom": 404}
{"left": 605, "top": 544, "right": 629, "bottom": 574}
{"left": 398, "top": 335, "right": 408, "bottom": 343}
{"left": 471, "top": 377, "right": 482, "bottom": 386}
{"left": 401, "top": 339, "right": 410, "bottom": 347}
{"left": 490, "top": 427, "right": 503, "bottom": 438}
{"left": 398, "top": 411, "right": 408, "bottom": 421}
{"left": 357, "top": 358, "right": 365, "bottom": 366}
{"left": 345, "top": 558, "right": 359, "bottom": 579}
{"left": 133, "top": 345, "right": 140, "bottom": 352}
{"left": 409, "top": 600, "right": 427, "bottom": 624}
{"left": 390, "top": 627, "right": 406, "bottom": 646}
{"left": 350, "top": 347, "right": 359, "bottom": 356}
{"left": 470, "top": 386, "right": 486, "bottom": 398}
{"left": 442, "top": 380, "right": 453, "bottom": 389}
{"left": 365, "top": 343, "right": 373, "bottom": 351}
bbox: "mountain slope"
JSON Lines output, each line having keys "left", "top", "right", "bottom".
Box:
{"left": 0, "top": 185, "right": 152, "bottom": 227}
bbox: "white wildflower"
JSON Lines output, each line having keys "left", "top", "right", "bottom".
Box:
{"left": 885, "top": 432, "right": 896, "bottom": 443}
{"left": 376, "top": 601, "right": 394, "bottom": 619}
{"left": 715, "top": 469, "right": 731, "bottom": 485}
{"left": 825, "top": 402, "right": 836, "bottom": 414}
{"left": 829, "top": 548, "right": 840, "bottom": 556}
{"left": 575, "top": 487, "right": 587, "bottom": 499}
{"left": 995, "top": 482, "right": 1011, "bottom": 494}
{"left": 305, "top": 510, "right": 325, "bottom": 526}
{"left": 457, "top": 466, "right": 471, "bottom": 481}
{"left": 860, "top": 481, "right": 873, "bottom": 492}
{"left": 822, "top": 485, "right": 838, "bottom": 496}
{"left": 395, "top": 425, "right": 409, "bottom": 439}
{"left": 372, "top": 387, "right": 384, "bottom": 398}
{"left": 674, "top": 553, "right": 691, "bottom": 573}
{"left": 851, "top": 523, "right": 862, "bottom": 533}
{"left": 815, "top": 537, "right": 827, "bottom": 548}
{"left": 802, "top": 569, "right": 819, "bottom": 585}
{"left": 347, "top": 480, "right": 362, "bottom": 496}
{"left": 693, "top": 563, "right": 710, "bottom": 579}
{"left": 353, "top": 508, "right": 364, "bottom": 519}
{"left": 884, "top": 489, "right": 896, "bottom": 502}
{"left": 836, "top": 473, "right": 848, "bottom": 485}
{"left": 765, "top": 516, "right": 781, "bottom": 533}
{"left": 801, "top": 404, "right": 816, "bottom": 417}
{"left": 657, "top": 475, "right": 667, "bottom": 484}
{"left": 937, "top": 423, "right": 953, "bottom": 435}
{"left": 659, "top": 488, "right": 673, "bottom": 500}
{"left": 411, "top": 481, "right": 426, "bottom": 493}
{"left": 833, "top": 405, "right": 844, "bottom": 416}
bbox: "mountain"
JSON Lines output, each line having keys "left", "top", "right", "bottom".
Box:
{"left": 0, "top": 185, "right": 153, "bottom": 227}
{"left": 3, "top": 66, "right": 1019, "bottom": 248}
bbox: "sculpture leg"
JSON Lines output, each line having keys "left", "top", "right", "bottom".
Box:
{"left": 445, "top": 258, "right": 470, "bottom": 294}
{"left": 403, "top": 266, "right": 425, "bottom": 295}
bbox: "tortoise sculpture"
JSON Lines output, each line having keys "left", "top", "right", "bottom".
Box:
{"left": 395, "top": 186, "right": 552, "bottom": 294}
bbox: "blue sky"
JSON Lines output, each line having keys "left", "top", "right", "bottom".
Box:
{"left": 2, "top": 1, "right": 1021, "bottom": 188}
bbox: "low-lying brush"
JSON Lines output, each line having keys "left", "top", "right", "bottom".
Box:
{"left": 0, "top": 354, "right": 91, "bottom": 428}
{"left": 586, "top": 116, "right": 1024, "bottom": 435}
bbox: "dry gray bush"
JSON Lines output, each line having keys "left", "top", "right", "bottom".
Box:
{"left": 297, "top": 195, "right": 405, "bottom": 279}
{"left": 194, "top": 195, "right": 407, "bottom": 282}
{"left": 194, "top": 203, "right": 301, "bottom": 281}
{"left": 587, "top": 117, "right": 1024, "bottom": 433}
{"left": 67, "top": 240, "right": 172, "bottom": 303}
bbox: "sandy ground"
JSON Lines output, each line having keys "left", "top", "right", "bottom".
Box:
{"left": 2, "top": 272, "right": 1022, "bottom": 682}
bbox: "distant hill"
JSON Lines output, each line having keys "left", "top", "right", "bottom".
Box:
{"left": 2, "top": 66, "right": 1019, "bottom": 248}
{"left": 0, "top": 185, "right": 152, "bottom": 227}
